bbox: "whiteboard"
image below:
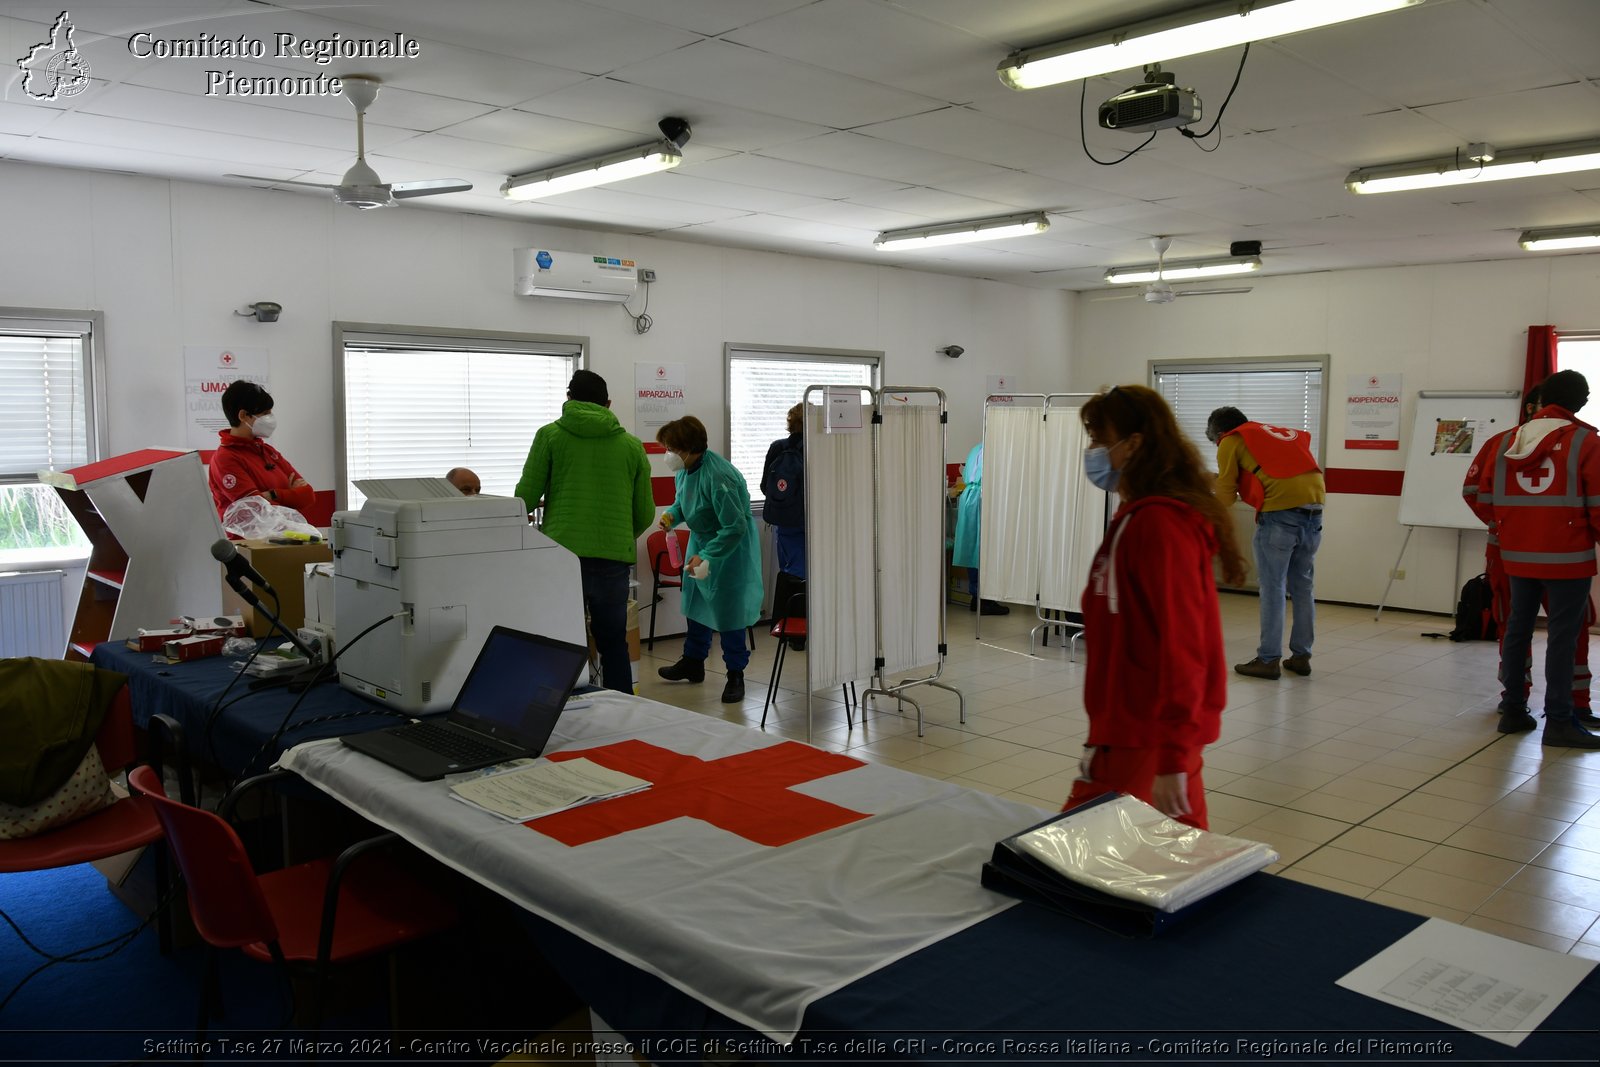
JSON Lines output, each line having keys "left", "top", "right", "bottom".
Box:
{"left": 1397, "top": 392, "right": 1520, "bottom": 529}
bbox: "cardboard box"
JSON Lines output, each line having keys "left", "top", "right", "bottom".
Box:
{"left": 131, "top": 626, "right": 188, "bottom": 651}
{"left": 220, "top": 538, "right": 333, "bottom": 637}
{"left": 164, "top": 634, "right": 224, "bottom": 661}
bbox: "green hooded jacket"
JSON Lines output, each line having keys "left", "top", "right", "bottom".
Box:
{"left": 514, "top": 401, "right": 655, "bottom": 563}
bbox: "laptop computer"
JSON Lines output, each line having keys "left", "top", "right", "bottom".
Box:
{"left": 342, "top": 626, "right": 591, "bottom": 780}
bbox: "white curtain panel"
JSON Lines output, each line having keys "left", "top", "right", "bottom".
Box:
{"left": 1037, "top": 408, "right": 1110, "bottom": 612}
{"left": 877, "top": 404, "right": 944, "bottom": 676}
{"left": 978, "top": 405, "right": 1043, "bottom": 605}
{"left": 805, "top": 400, "right": 877, "bottom": 691}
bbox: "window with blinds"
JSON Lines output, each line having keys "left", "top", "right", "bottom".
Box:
{"left": 336, "top": 327, "right": 583, "bottom": 508}
{"left": 0, "top": 311, "right": 100, "bottom": 558}
{"left": 1153, "top": 359, "right": 1328, "bottom": 463}
{"left": 725, "top": 346, "right": 880, "bottom": 502}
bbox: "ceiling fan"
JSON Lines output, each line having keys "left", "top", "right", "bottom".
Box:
{"left": 227, "top": 76, "right": 471, "bottom": 210}
{"left": 1092, "top": 237, "right": 1254, "bottom": 303}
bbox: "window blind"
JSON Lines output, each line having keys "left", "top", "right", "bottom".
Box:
{"left": 727, "top": 352, "right": 878, "bottom": 502}
{"left": 341, "top": 334, "right": 580, "bottom": 507}
{"left": 1154, "top": 361, "right": 1326, "bottom": 462}
{"left": 0, "top": 326, "right": 90, "bottom": 483}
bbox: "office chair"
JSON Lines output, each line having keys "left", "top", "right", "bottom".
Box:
{"left": 645, "top": 528, "right": 690, "bottom": 650}
{"left": 761, "top": 586, "right": 856, "bottom": 729}
{"left": 127, "top": 766, "right": 458, "bottom": 1033}
{"left": 0, "top": 688, "right": 182, "bottom": 952}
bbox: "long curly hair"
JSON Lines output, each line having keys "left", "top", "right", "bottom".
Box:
{"left": 1081, "top": 384, "right": 1247, "bottom": 586}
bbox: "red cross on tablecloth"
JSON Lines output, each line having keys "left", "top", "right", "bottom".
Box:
{"left": 534, "top": 739, "right": 868, "bottom": 846}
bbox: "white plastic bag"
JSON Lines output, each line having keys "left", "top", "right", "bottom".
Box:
{"left": 222, "top": 495, "right": 319, "bottom": 541}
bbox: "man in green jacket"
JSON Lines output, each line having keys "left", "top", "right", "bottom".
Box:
{"left": 515, "top": 370, "right": 655, "bottom": 693}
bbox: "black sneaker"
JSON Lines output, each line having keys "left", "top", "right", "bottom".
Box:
{"left": 1496, "top": 707, "right": 1537, "bottom": 734}
{"left": 979, "top": 600, "right": 1010, "bottom": 616}
{"left": 1541, "top": 717, "right": 1600, "bottom": 749}
{"left": 657, "top": 657, "right": 705, "bottom": 683}
{"left": 721, "top": 669, "right": 745, "bottom": 703}
{"left": 1234, "top": 657, "right": 1281, "bottom": 680}
{"left": 1578, "top": 708, "right": 1599, "bottom": 726}
{"left": 1283, "top": 654, "right": 1311, "bottom": 676}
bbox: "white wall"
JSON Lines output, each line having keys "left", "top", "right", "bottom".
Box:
{"left": 0, "top": 160, "right": 1071, "bottom": 499}
{"left": 1066, "top": 255, "right": 1600, "bottom": 613}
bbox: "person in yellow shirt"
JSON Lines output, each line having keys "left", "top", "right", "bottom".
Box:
{"left": 1207, "top": 407, "right": 1326, "bottom": 680}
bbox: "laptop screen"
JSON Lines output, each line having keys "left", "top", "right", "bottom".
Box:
{"left": 450, "top": 627, "right": 590, "bottom": 744}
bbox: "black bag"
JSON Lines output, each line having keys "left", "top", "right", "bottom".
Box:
{"left": 761, "top": 442, "right": 805, "bottom": 527}
{"left": 1447, "top": 573, "right": 1497, "bottom": 642}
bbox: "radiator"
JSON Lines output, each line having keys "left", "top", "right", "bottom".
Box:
{"left": 0, "top": 570, "right": 68, "bottom": 659}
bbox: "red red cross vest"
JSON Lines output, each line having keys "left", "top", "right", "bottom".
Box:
{"left": 1470, "top": 417, "right": 1600, "bottom": 578}
{"left": 1220, "top": 423, "right": 1321, "bottom": 512}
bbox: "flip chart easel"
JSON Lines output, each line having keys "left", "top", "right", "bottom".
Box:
{"left": 1375, "top": 390, "right": 1520, "bottom": 619}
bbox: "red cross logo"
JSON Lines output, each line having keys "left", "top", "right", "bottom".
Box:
{"left": 535, "top": 740, "right": 867, "bottom": 846}
{"left": 1265, "top": 425, "right": 1299, "bottom": 441}
{"left": 1516, "top": 457, "right": 1556, "bottom": 494}
{"left": 1368, "top": 376, "right": 1379, "bottom": 387}
{"left": 656, "top": 366, "right": 667, "bottom": 378}
{"left": 220, "top": 352, "right": 235, "bottom": 366}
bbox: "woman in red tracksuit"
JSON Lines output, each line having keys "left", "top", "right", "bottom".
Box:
{"left": 1063, "top": 385, "right": 1247, "bottom": 829}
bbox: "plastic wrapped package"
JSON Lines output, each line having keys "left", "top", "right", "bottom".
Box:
{"left": 1006, "top": 794, "right": 1278, "bottom": 913}
{"left": 222, "top": 496, "right": 318, "bottom": 541}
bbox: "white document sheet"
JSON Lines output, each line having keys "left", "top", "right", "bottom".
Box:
{"left": 1336, "top": 918, "right": 1596, "bottom": 1047}
{"left": 449, "top": 757, "right": 650, "bottom": 822}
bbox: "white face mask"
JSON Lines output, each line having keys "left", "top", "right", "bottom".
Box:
{"left": 249, "top": 413, "right": 277, "bottom": 440}
{"left": 663, "top": 451, "right": 685, "bottom": 472}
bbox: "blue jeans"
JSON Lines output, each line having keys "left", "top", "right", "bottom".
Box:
{"left": 1500, "top": 575, "right": 1592, "bottom": 726}
{"left": 684, "top": 619, "right": 750, "bottom": 672}
{"left": 773, "top": 525, "right": 807, "bottom": 579}
{"left": 580, "top": 557, "right": 633, "bottom": 694}
{"left": 1253, "top": 508, "right": 1322, "bottom": 661}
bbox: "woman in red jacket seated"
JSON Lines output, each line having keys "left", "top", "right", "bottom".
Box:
{"left": 207, "top": 380, "right": 315, "bottom": 520}
{"left": 1064, "top": 385, "right": 1247, "bottom": 830}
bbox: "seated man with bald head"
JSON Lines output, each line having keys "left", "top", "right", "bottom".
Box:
{"left": 445, "top": 468, "right": 481, "bottom": 496}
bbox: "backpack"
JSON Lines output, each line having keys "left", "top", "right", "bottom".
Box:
{"left": 1424, "top": 573, "right": 1496, "bottom": 642}
{"left": 762, "top": 442, "right": 805, "bottom": 527}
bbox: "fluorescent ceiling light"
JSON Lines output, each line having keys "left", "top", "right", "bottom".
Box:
{"left": 1519, "top": 225, "right": 1600, "bottom": 252}
{"left": 874, "top": 212, "right": 1050, "bottom": 250}
{"left": 502, "top": 118, "right": 692, "bottom": 202}
{"left": 1346, "top": 140, "right": 1600, "bottom": 194}
{"left": 998, "top": 0, "right": 1424, "bottom": 90}
{"left": 502, "top": 141, "right": 681, "bottom": 200}
{"left": 1105, "top": 256, "right": 1261, "bottom": 284}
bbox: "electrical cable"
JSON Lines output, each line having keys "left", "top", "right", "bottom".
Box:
{"left": 618, "top": 280, "right": 653, "bottom": 334}
{"left": 1179, "top": 43, "right": 1250, "bottom": 144}
{"left": 0, "top": 879, "right": 183, "bottom": 1015}
{"left": 229, "top": 610, "right": 410, "bottom": 784}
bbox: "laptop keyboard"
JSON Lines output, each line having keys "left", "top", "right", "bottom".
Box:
{"left": 402, "top": 721, "right": 517, "bottom": 764}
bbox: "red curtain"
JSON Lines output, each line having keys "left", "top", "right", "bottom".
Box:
{"left": 1525, "top": 325, "right": 1558, "bottom": 397}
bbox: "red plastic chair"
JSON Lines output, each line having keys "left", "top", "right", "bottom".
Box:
{"left": 645, "top": 528, "right": 690, "bottom": 650}
{"left": 127, "top": 765, "right": 458, "bottom": 1032}
{"left": 761, "top": 587, "right": 856, "bottom": 729}
{"left": 0, "top": 687, "right": 180, "bottom": 950}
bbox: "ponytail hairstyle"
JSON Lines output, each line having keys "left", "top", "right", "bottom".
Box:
{"left": 1081, "top": 384, "right": 1247, "bottom": 586}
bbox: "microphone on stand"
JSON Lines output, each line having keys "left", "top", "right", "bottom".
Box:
{"left": 211, "top": 538, "right": 277, "bottom": 599}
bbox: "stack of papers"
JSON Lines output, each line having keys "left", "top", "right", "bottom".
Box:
{"left": 449, "top": 757, "right": 650, "bottom": 822}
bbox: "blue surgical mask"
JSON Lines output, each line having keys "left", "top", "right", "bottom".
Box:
{"left": 1084, "top": 445, "right": 1120, "bottom": 492}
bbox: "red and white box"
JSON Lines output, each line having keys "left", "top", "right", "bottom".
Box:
{"left": 163, "top": 634, "right": 225, "bottom": 661}
{"left": 132, "top": 627, "right": 190, "bottom": 652}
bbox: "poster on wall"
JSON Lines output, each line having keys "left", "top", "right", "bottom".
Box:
{"left": 1345, "top": 373, "right": 1401, "bottom": 450}
{"left": 635, "top": 362, "right": 686, "bottom": 436}
{"left": 185, "top": 346, "right": 269, "bottom": 450}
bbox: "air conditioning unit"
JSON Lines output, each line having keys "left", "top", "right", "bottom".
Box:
{"left": 513, "top": 248, "right": 638, "bottom": 303}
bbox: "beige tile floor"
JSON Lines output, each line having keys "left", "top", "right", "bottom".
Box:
{"left": 634, "top": 592, "right": 1600, "bottom": 962}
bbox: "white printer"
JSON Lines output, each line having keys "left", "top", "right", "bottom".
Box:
{"left": 331, "top": 481, "right": 584, "bottom": 712}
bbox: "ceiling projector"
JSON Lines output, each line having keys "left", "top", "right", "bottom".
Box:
{"left": 1098, "top": 66, "right": 1200, "bottom": 134}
